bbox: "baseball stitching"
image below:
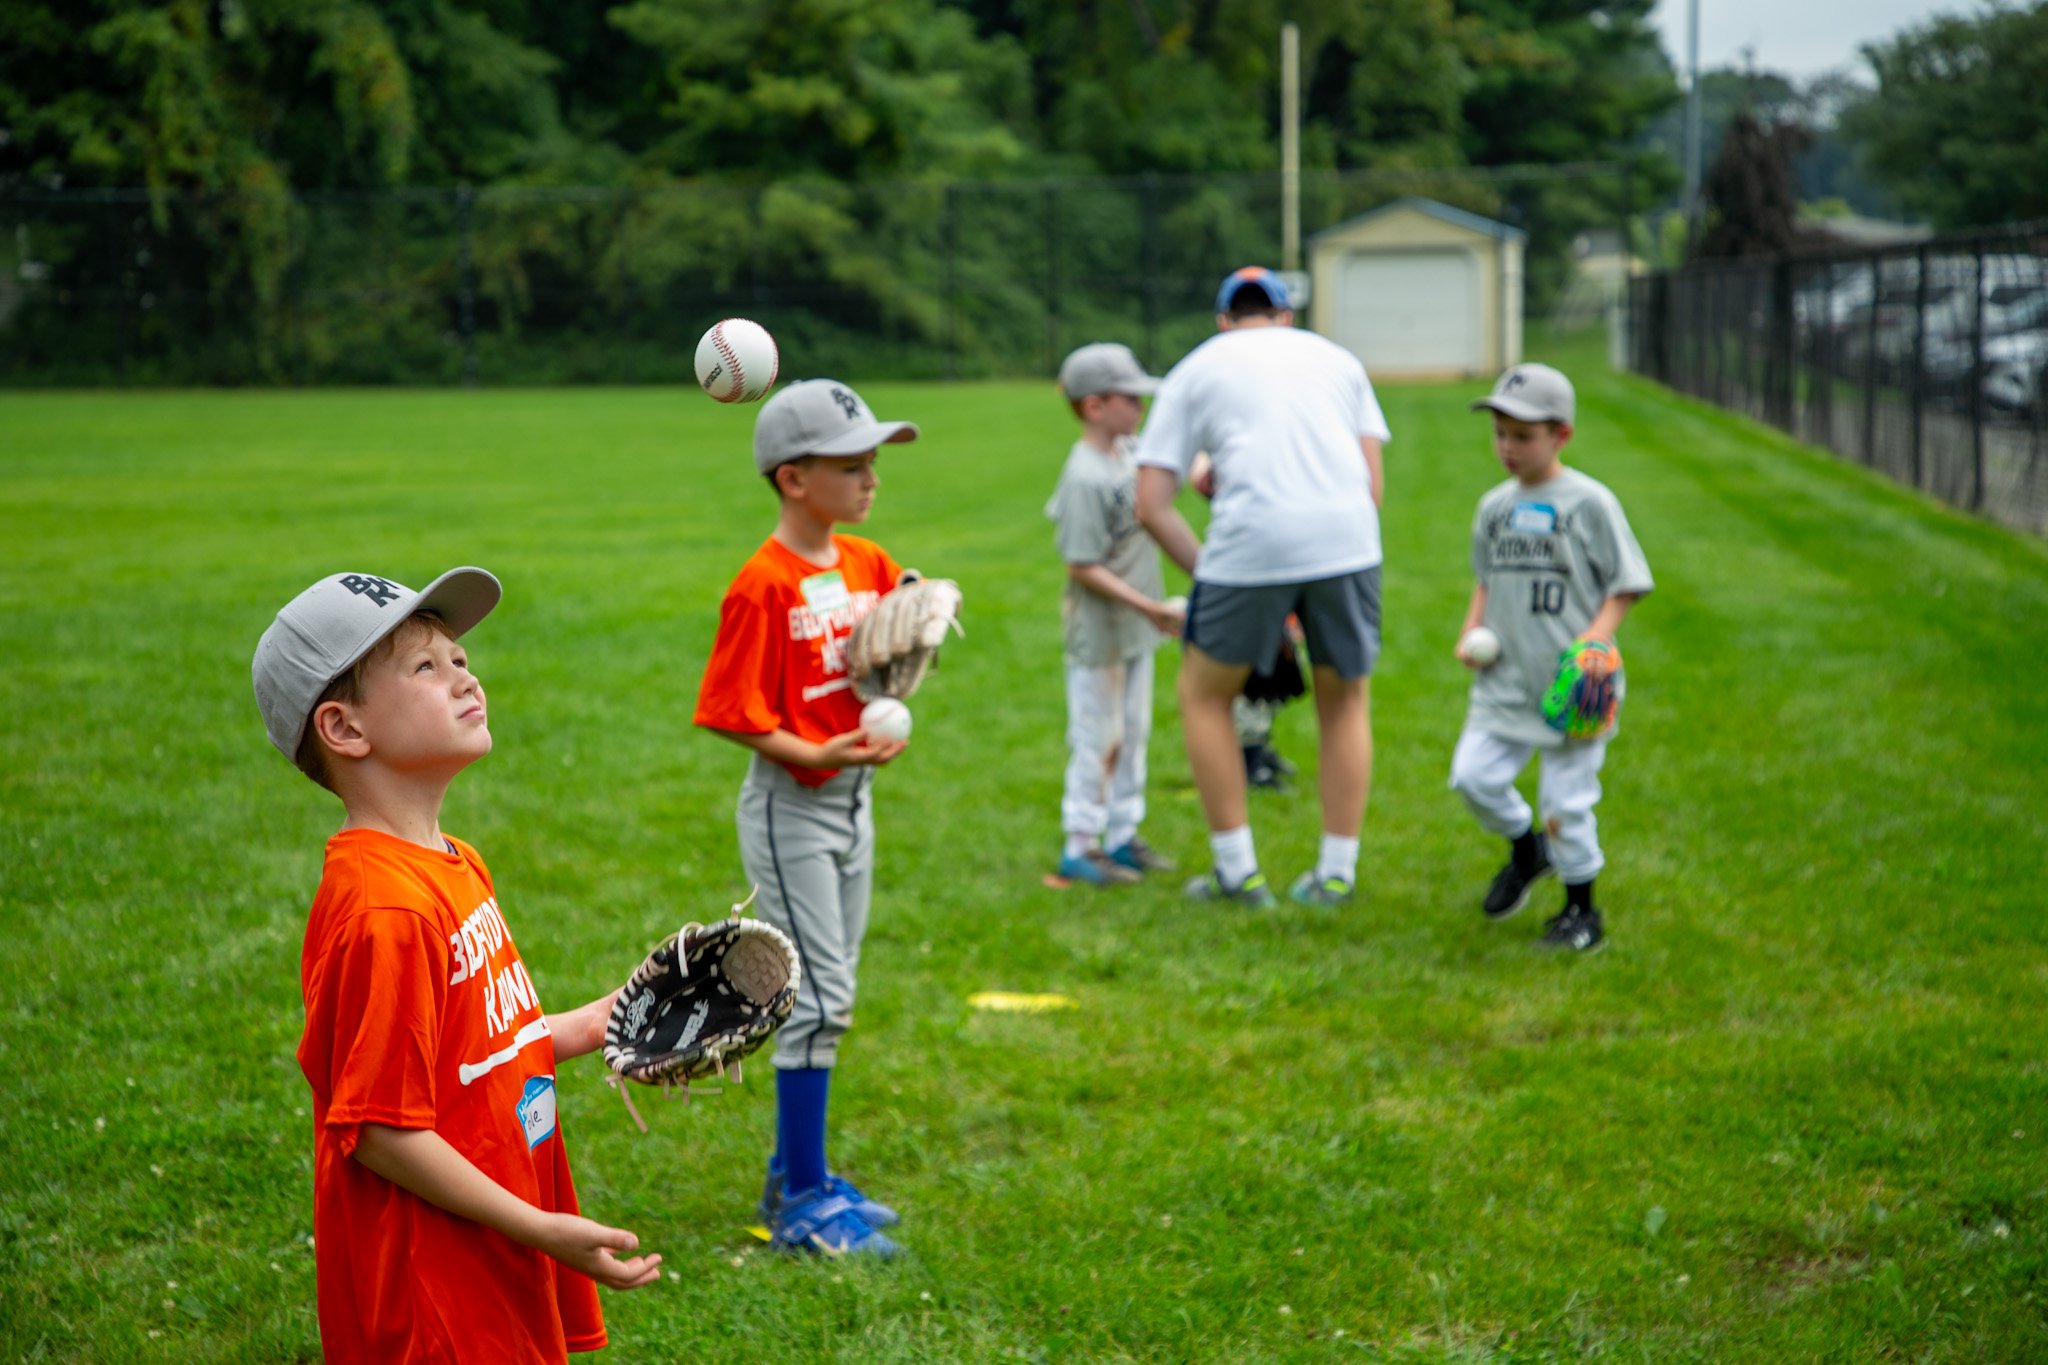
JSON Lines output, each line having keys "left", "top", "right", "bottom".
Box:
{"left": 712, "top": 322, "right": 745, "bottom": 399}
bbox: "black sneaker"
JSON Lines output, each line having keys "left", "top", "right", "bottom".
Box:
{"left": 1482, "top": 837, "right": 1554, "bottom": 920}
{"left": 1244, "top": 746, "right": 1287, "bottom": 792}
{"left": 1536, "top": 905, "right": 1605, "bottom": 952}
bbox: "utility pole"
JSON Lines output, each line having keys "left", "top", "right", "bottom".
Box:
{"left": 1282, "top": 22, "right": 1301, "bottom": 272}
{"left": 1682, "top": 0, "right": 1703, "bottom": 243}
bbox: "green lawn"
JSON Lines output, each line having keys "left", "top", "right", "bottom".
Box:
{"left": 3, "top": 337, "right": 2046, "bottom": 1362}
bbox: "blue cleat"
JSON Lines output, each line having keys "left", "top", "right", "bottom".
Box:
{"left": 770, "top": 1183, "right": 902, "bottom": 1260}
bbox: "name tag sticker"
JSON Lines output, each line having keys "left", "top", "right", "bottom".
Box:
{"left": 800, "top": 571, "right": 851, "bottom": 615}
{"left": 1511, "top": 502, "right": 1558, "bottom": 535}
{"left": 517, "top": 1075, "right": 558, "bottom": 1149}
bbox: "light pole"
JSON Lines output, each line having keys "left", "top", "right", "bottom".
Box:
{"left": 1681, "top": 0, "right": 1703, "bottom": 241}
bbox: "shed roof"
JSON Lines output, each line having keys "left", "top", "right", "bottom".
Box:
{"left": 1311, "top": 196, "right": 1527, "bottom": 245}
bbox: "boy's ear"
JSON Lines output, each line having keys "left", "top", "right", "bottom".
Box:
{"left": 1554, "top": 422, "right": 1575, "bottom": 444}
{"left": 774, "top": 462, "right": 806, "bottom": 498}
{"left": 310, "top": 699, "right": 371, "bottom": 762}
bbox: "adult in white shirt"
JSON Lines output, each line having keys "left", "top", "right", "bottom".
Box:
{"left": 1136, "top": 267, "right": 1390, "bottom": 908}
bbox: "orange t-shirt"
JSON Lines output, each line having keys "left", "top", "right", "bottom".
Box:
{"left": 296, "top": 829, "right": 606, "bottom": 1364}
{"left": 694, "top": 534, "right": 903, "bottom": 787}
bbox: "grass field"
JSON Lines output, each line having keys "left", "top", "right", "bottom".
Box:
{"left": 3, "top": 333, "right": 2046, "bottom": 1362}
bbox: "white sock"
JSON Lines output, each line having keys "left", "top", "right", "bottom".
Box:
{"left": 1316, "top": 834, "right": 1361, "bottom": 886}
{"left": 1065, "top": 832, "right": 1098, "bottom": 859}
{"left": 1210, "top": 825, "right": 1258, "bottom": 886}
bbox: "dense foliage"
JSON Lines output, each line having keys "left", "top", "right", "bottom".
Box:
{"left": 3, "top": 1, "right": 1683, "bottom": 381}
{"left": 1844, "top": 1, "right": 2048, "bottom": 230}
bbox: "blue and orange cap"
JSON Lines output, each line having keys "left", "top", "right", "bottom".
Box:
{"left": 1215, "top": 266, "right": 1291, "bottom": 314}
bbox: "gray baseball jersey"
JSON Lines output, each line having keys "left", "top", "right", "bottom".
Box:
{"left": 1045, "top": 436, "right": 1165, "bottom": 666}
{"left": 1469, "top": 467, "right": 1653, "bottom": 747}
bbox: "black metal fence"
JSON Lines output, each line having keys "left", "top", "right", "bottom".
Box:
{"left": 1627, "top": 224, "right": 2048, "bottom": 536}
{"left": 0, "top": 164, "right": 1632, "bottom": 388}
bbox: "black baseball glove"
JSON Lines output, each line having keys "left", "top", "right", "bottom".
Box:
{"left": 602, "top": 902, "right": 800, "bottom": 1129}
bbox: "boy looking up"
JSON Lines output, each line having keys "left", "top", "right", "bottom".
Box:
{"left": 253, "top": 567, "right": 661, "bottom": 1364}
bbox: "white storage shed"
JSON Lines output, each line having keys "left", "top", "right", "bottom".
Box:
{"left": 1307, "top": 197, "right": 1525, "bottom": 379}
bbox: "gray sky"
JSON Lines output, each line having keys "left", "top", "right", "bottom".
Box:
{"left": 1650, "top": 0, "right": 1969, "bottom": 80}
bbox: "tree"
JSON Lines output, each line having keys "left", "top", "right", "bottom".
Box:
{"left": 1693, "top": 110, "right": 1808, "bottom": 259}
{"left": 1843, "top": 3, "right": 2048, "bottom": 229}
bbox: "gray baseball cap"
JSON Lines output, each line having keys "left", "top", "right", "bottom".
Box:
{"left": 252, "top": 567, "right": 501, "bottom": 760}
{"left": 1471, "top": 363, "right": 1576, "bottom": 425}
{"left": 753, "top": 379, "right": 919, "bottom": 474}
{"left": 1058, "top": 342, "right": 1160, "bottom": 400}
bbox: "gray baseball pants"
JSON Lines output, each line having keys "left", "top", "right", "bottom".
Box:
{"left": 736, "top": 754, "right": 874, "bottom": 1071}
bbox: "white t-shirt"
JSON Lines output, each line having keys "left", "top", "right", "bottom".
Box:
{"left": 1136, "top": 326, "right": 1392, "bottom": 587}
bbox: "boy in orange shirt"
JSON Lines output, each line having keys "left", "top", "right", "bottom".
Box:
{"left": 253, "top": 567, "right": 662, "bottom": 1363}
{"left": 695, "top": 380, "right": 919, "bottom": 1260}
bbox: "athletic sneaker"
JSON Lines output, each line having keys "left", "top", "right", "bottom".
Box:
{"left": 1287, "top": 871, "right": 1354, "bottom": 907}
{"left": 1244, "top": 744, "right": 1289, "bottom": 792}
{"left": 1107, "top": 837, "right": 1176, "bottom": 874}
{"left": 770, "top": 1183, "right": 901, "bottom": 1260}
{"left": 1183, "top": 869, "right": 1278, "bottom": 909}
{"left": 1482, "top": 836, "right": 1554, "bottom": 920}
{"left": 1057, "top": 849, "right": 1143, "bottom": 886}
{"left": 759, "top": 1164, "right": 900, "bottom": 1230}
{"left": 1536, "top": 904, "right": 1605, "bottom": 953}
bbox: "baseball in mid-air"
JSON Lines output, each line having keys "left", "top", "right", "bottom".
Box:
{"left": 1460, "top": 625, "right": 1502, "bottom": 667}
{"left": 694, "top": 318, "right": 779, "bottom": 403}
{"left": 860, "top": 697, "right": 913, "bottom": 744}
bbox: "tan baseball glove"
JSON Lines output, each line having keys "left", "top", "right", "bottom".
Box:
{"left": 847, "top": 572, "right": 964, "bottom": 702}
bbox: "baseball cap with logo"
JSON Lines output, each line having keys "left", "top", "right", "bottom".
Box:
{"left": 252, "top": 567, "right": 502, "bottom": 760}
{"left": 1058, "top": 342, "right": 1160, "bottom": 400}
{"left": 1470, "top": 363, "right": 1576, "bottom": 425}
{"left": 752, "top": 378, "right": 920, "bottom": 474}
{"left": 1215, "top": 265, "right": 1292, "bottom": 314}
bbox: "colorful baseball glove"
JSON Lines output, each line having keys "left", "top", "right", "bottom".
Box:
{"left": 1541, "top": 638, "right": 1623, "bottom": 740}
{"left": 602, "top": 897, "right": 800, "bottom": 1130}
{"left": 848, "top": 572, "right": 964, "bottom": 702}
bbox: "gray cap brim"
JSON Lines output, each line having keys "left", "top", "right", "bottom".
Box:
{"left": 807, "top": 420, "right": 920, "bottom": 457}
{"left": 409, "top": 567, "right": 502, "bottom": 642}
{"left": 1470, "top": 397, "right": 1563, "bottom": 422}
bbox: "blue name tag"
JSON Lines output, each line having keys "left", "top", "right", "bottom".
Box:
{"left": 1510, "top": 502, "right": 1558, "bottom": 535}
{"left": 517, "top": 1076, "right": 558, "bottom": 1149}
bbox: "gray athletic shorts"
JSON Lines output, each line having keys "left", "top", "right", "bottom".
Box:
{"left": 1185, "top": 565, "right": 1383, "bottom": 681}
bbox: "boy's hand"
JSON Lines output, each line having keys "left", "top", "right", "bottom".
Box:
{"left": 818, "top": 728, "right": 907, "bottom": 768}
{"left": 1146, "top": 599, "right": 1186, "bottom": 637}
{"left": 536, "top": 1213, "right": 664, "bottom": 1290}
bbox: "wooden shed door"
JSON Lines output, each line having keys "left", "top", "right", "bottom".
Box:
{"left": 1333, "top": 248, "right": 1480, "bottom": 372}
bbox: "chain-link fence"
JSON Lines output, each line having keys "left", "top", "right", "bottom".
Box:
{"left": 1, "top": 164, "right": 1632, "bottom": 388}
{"left": 1628, "top": 225, "right": 2048, "bottom": 536}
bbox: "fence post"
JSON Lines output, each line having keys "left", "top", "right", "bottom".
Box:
{"left": 1862, "top": 253, "right": 1880, "bottom": 467}
{"left": 1970, "top": 244, "right": 1986, "bottom": 509}
{"left": 456, "top": 186, "right": 478, "bottom": 389}
{"left": 1769, "top": 256, "right": 1794, "bottom": 430}
{"left": 1044, "top": 181, "right": 1061, "bottom": 375}
{"left": 1141, "top": 173, "right": 1160, "bottom": 370}
{"left": 1909, "top": 242, "right": 1929, "bottom": 490}
{"left": 943, "top": 182, "right": 957, "bottom": 381}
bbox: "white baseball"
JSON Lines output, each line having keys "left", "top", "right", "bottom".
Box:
{"left": 860, "top": 697, "right": 913, "bottom": 743}
{"left": 694, "top": 318, "right": 779, "bottom": 403}
{"left": 1164, "top": 594, "right": 1188, "bottom": 614}
{"left": 1460, "top": 626, "right": 1502, "bottom": 667}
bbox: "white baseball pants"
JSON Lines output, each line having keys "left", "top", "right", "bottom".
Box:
{"left": 1062, "top": 653, "right": 1153, "bottom": 850}
{"left": 1448, "top": 722, "right": 1609, "bottom": 884}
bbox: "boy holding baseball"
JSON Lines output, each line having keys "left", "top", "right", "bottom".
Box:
{"left": 1451, "top": 364, "right": 1654, "bottom": 951}
{"left": 253, "top": 567, "right": 662, "bottom": 1363}
{"left": 1046, "top": 342, "right": 1185, "bottom": 886}
{"left": 694, "top": 379, "right": 919, "bottom": 1260}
